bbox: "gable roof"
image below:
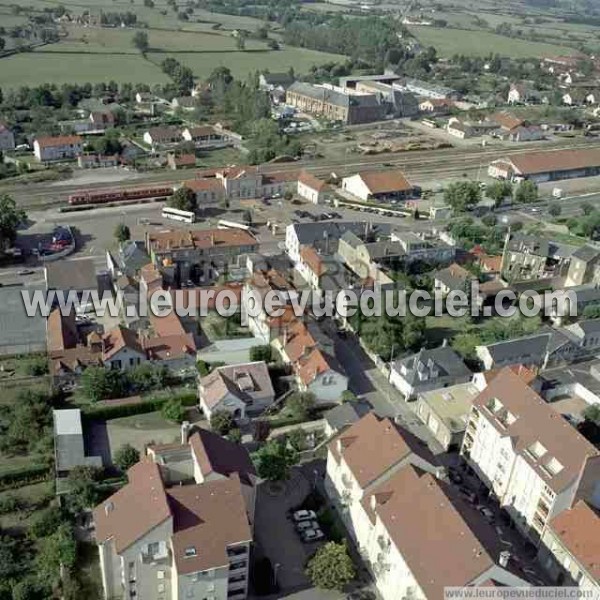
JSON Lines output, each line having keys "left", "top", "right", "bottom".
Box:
{"left": 328, "top": 412, "right": 431, "bottom": 489}
{"left": 167, "top": 474, "right": 252, "bottom": 574}
{"left": 356, "top": 170, "right": 413, "bottom": 194}
{"left": 102, "top": 326, "right": 144, "bottom": 360}
{"left": 298, "top": 170, "right": 326, "bottom": 192}
{"left": 473, "top": 368, "right": 599, "bottom": 493}
{"left": 548, "top": 501, "right": 600, "bottom": 582}
{"left": 47, "top": 308, "right": 78, "bottom": 353}
{"left": 362, "top": 466, "right": 499, "bottom": 599}
{"left": 393, "top": 346, "right": 471, "bottom": 386}
{"left": 189, "top": 429, "right": 256, "bottom": 485}
{"left": 35, "top": 135, "right": 82, "bottom": 148}
{"left": 93, "top": 460, "right": 171, "bottom": 553}
{"left": 507, "top": 148, "right": 600, "bottom": 176}
{"left": 434, "top": 263, "right": 473, "bottom": 289}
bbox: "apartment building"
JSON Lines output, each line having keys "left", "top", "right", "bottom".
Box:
{"left": 94, "top": 429, "right": 256, "bottom": 600}
{"left": 33, "top": 135, "right": 83, "bottom": 161}
{"left": 538, "top": 500, "right": 600, "bottom": 588}
{"left": 461, "top": 367, "right": 600, "bottom": 544}
{"left": 145, "top": 228, "right": 259, "bottom": 284}
{"left": 325, "top": 413, "right": 531, "bottom": 600}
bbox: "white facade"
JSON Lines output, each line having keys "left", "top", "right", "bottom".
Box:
{"left": 341, "top": 174, "right": 373, "bottom": 201}
{"left": 297, "top": 180, "right": 325, "bottom": 204}
{"left": 104, "top": 346, "right": 147, "bottom": 371}
{"left": 34, "top": 137, "right": 83, "bottom": 161}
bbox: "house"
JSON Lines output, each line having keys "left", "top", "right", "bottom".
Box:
{"left": 297, "top": 246, "right": 347, "bottom": 292}
{"left": 506, "top": 125, "right": 544, "bottom": 143}
{"left": 565, "top": 245, "right": 600, "bottom": 287}
{"left": 258, "top": 72, "right": 295, "bottom": 92}
{"left": 538, "top": 501, "right": 600, "bottom": 588}
{"left": 285, "top": 221, "right": 391, "bottom": 264}
{"left": 135, "top": 91, "right": 154, "bottom": 103}
{"left": 181, "top": 126, "right": 232, "bottom": 149}
{"left": 110, "top": 240, "right": 151, "bottom": 277}
{"left": 171, "top": 96, "right": 197, "bottom": 111}
{"left": 461, "top": 367, "right": 600, "bottom": 544}
{"left": 341, "top": 170, "right": 420, "bottom": 203}
{"left": 354, "top": 81, "right": 419, "bottom": 117}
{"left": 445, "top": 119, "right": 474, "bottom": 139}
{"left": 389, "top": 345, "right": 472, "bottom": 400}
{"left": 391, "top": 231, "right": 455, "bottom": 264}
{"left": 142, "top": 333, "right": 197, "bottom": 374}
{"left": 433, "top": 263, "right": 474, "bottom": 295}
{"left": 489, "top": 111, "right": 524, "bottom": 132}
{"left": 146, "top": 228, "right": 259, "bottom": 285}
{"left": 0, "top": 120, "right": 16, "bottom": 151}
{"left": 297, "top": 170, "right": 328, "bottom": 204}
{"left": 77, "top": 154, "right": 119, "bottom": 169}
{"left": 489, "top": 148, "right": 600, "bottom": 183}
{"left": 182, "top": 178, "right": 225, "bottom": 207}
{"left": 34, "top": 135, "right": 83, "bottom": 161}
{"left": 53, "top": 409, "right": 102, "bottom": 478}
{"left": 419, "top": 98, "right": 453, "bottom": 113}
{"left": 475, "top": 329, "right": 579, "bottom": 371}
{"left": 89, "top": 111, "right": 115, "bottom": 130}
{"left": 415, "top": 381, "right": 480, "bottom": 451}
{"left": 93, "top": 456, "right": 252, "bottom": 600}
{"left": 102, "top": 326, "right": 147, "bottom": 370}
{"left": 323, "top": 401, "right": 370, "bottom": 437}
{"left": 286, "top": 81, "right": 385, "bottom": 125}
{"left": 167, "top": 153, "right": 196, "bottom": 170}
{"left": 508, "top": 83, "right": 538, "bottom": 104}
{"left": 279, "top": 319, "right": 348, "bottom": 403}
{"left": 562, "top": 89, "right": 587, "bottom": 106}
{"left": 143, "top": 126, "right": 182, "bottom": 150}
{"left": 198, "top": 361, "right": 275, "bottom": 419}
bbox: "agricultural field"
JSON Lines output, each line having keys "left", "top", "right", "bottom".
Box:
{"left": 408, "top": 25, "right": 581, "bottom": 58}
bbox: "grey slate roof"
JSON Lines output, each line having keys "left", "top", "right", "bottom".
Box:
{"left": 392, "top": 346, "right": 471, "bottom": 386}
{"left": 571, "top": 245, "right": 600, "bottom": 263}
{"left": 324, "top": 402, "right": 371, "bottom": 432}
{"left": 46, "top": 258, "right": 97, "bottom": 292}
{"left": 119, "top": 240, "right": 151, "bottom": 275}
{"left": 482, "top": 332, "right": 551, "bottom": 362}
{"left": 292, "top": 221, "right": 391, "bottom": 246}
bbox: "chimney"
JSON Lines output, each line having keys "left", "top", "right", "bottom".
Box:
{"left": 499, "top": 550, "right": 511, "bottom": 568}
{"left": 181, "top": 421, "right": 191, "bottom": 444}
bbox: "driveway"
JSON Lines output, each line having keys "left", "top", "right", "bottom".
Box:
{"left": 253, "top": 468, "right": 321, "bottom": 592}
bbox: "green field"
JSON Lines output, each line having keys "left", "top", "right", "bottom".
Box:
{"left": 409, "top": 25, "right": 580, "bottom": 58}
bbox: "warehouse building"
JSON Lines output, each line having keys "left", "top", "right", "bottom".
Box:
{"left": 488, "top": 148, "right": 600, "bottom": 183}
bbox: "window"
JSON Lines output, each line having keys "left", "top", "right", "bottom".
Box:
{"left": 185, "top": 547, "right": 197, "bottom": 558}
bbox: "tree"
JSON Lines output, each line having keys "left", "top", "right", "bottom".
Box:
{"left": 252, "top": 438, "right": 298, "bottom": 481}
{"left": 65, "top": 466, "right": 101, "bottom": 514}
{"left": 210, "top": 410, "right": 234, "bottom": 435}
{"left": 80, "top": 367, "right": 125, "bottom": 402}
{"left": 36, "top": 523, "right": 77, "bottom": 582}
{"left": 114, "top": 223, "right": 130, "bottom": 242}
{"left": 306, "top": 542, "right": 355, "bottom": 590}
{"left": 114, "top": 443, "right": 140, "bottom": 472}
{"left": 486, "top": 180, "right": 512, "bottom": 207}
{"left": 168, "top": 186, "right": 196, "bottom": 212}
{"left": 444, "top": 181, "right": 481, "bottom": 212}
{"left": 0, "top": 194, "right": 26, "bottom": 250}
{"left": 249, "top": 345, "right": 272, "bottom": 362}
{"left": 583, "top": 404, "right": 600, "bottom": 426}
{"left": 0, "top": 38, "right": 5, "bottom": 52}
{"left": 235, "top": 31, "right": 246, "bottom": 50}
{"left": 286, "top": 392, "right": 315, "bottom": 420}
{"left": 132, "top": 30, "right": 149, "bottom": 54}
{"left": 29, "top": 506, "right": 64, "bottom": 539}
{"left": 581, "top": 201, "right": 594, "bottom": 216}
{"left": 341, "top": 390, "right": 357, "bottom": 403}
{"left": 129, "top": 363, "right": 169, "bottom": 392}
{"left": 161, "top": 398, "right": 186, "bottom": 422}
{"left": 513, "top": 180, "right": 538, "bottom": 204}
{"left": 287, "top": 428, "right": 307, "bottom": 451}
{"left": 548, "top": 203, "right": 561, "bottom": 217}
{"left": 228, "top": 428, "right": 242, "bottom": 443}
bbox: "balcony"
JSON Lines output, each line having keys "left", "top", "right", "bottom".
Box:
{"left": 229, "top": 562, "right": 247, "bottom": 576}
{"left": 536, "top": 500, "right": 550, "bottom": 518}
{"left": 228, "top": 590, "right": 246, "bottom": 600}
{"left": 228, "top": 579, "right": 246, "bottom": 592}
{"left": 227, "top": 546, "right": 248, "bottom": 559}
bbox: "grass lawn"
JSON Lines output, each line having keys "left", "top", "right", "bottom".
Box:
{"left": 150, "top": 46, "right": 346, "bottom": 80}
{"left": 0, "top": 481, "right": 54, "bottom": 531}
{"left": 0, "top": 52, "right": 170, "bottom": 86}
{"left": 409, "top": 25, "right": 580, "bottom": 58}
{"left": 202, "top": 310, "right": 252, "bottom": 341}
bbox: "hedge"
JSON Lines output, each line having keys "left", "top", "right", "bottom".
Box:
{"left": 82, "top": 392, "right": 197, "bottom": 421}
{"left": 0, "top": 464, "right": 51, "bottom": 488}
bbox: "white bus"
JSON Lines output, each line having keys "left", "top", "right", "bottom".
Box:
{"left": 162, "top": 207, "right": 196, "bottom": 223}
{"left": 217, "top": 219, "right": 250, "bottom": 232}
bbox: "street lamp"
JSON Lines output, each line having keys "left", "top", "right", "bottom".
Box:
{"left": 273, "top": 562, "right": 281, "bottom": 589}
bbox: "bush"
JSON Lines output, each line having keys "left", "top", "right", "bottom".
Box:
{"left": 306, "top": 542, "right": 355, "bottom": 590}
{"left": 211, "top": 410, "right": 234, "bottom": 435}
{"left": 228, "top": 428, "right": 242, "bottom": 444}
{"left": 29, "top": 506, "right": 64, "bottom": 539}
{"left": 0, "top": 464, "right": 50, "bottom": 487}
{"left": 0, "top": 494, "right": 20, "bottom": 515}
{"left": 113, "top": 443, "right": 140, "bottom": 472}
{"left": 285, "top": 392, "right": 316, "bottom": 421}
{"left": 22, "top": 355, "right": 49, "bottom": 376}
{"left": 161, "top": 399, "right": 186, "bottom": 422}
{"left": 249, "top": 345, "right": 273, "bottom": 363}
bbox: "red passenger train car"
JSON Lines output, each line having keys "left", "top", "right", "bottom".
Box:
{"left": 68, "top": 185, "right": 174, "bottom": 205}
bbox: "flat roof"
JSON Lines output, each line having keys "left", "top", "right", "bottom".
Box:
{"left": 53, "top": 409, "right": 83, "bottom": 436}
{"left": 0, "top": 286, "right": 46, "bottom": 355}
{"left": 418, "top": 382, "right": 480, "bottom": 433}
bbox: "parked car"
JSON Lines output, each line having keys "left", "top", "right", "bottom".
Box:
{"left": 296, "top": 520, "right": 319, "bottom": 533}
{"left": 17, "top": 269, "right": 34, "bottom": 276}
{"left": 448, "top": 468, "right": 463, "bottom": 484}
{"left": 477, "top": 505, "right": 495, "bottom": 522}
{"left": 459, "top": 487, "right": 477, "bottom": 503}
{"left": 293, "top": 509, "right": 317, "bottom": 522}
{"left": 301, "top": 528, "right": 324, "bottom": 542}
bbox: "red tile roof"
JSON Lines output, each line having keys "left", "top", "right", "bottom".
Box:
{"left": 147, "top": 228, "right": 257, "bottom": 252}
{"left": 35, "top": 135, "right": 82, "bottom": 148}
{"left": 357, "top": 170, "right": 414, "bottom": 194}
{"left": 300, "top": 245, "right": 326, "bottom": 276}
{"left": 102, "top": 326, "right": 144, "bottom": 360}
{"left": 508, "top": 148, "right": 600, "bottom": 176}
{"left": 298, "top": 170, "right": 327, "bottom": 192}
{"left": 549, "top": 501, "right": 600, "bottom": 581}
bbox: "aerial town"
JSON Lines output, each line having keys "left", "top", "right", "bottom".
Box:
{"left": 1, "top": 0, "right": 600, "bottom": 599}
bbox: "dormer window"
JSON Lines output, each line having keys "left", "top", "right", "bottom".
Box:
{"left": 527, "top": 441, "right": 547, "bottom": 459}
{"left": 185, "top": 547, "right": 197, "bottom": 558}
